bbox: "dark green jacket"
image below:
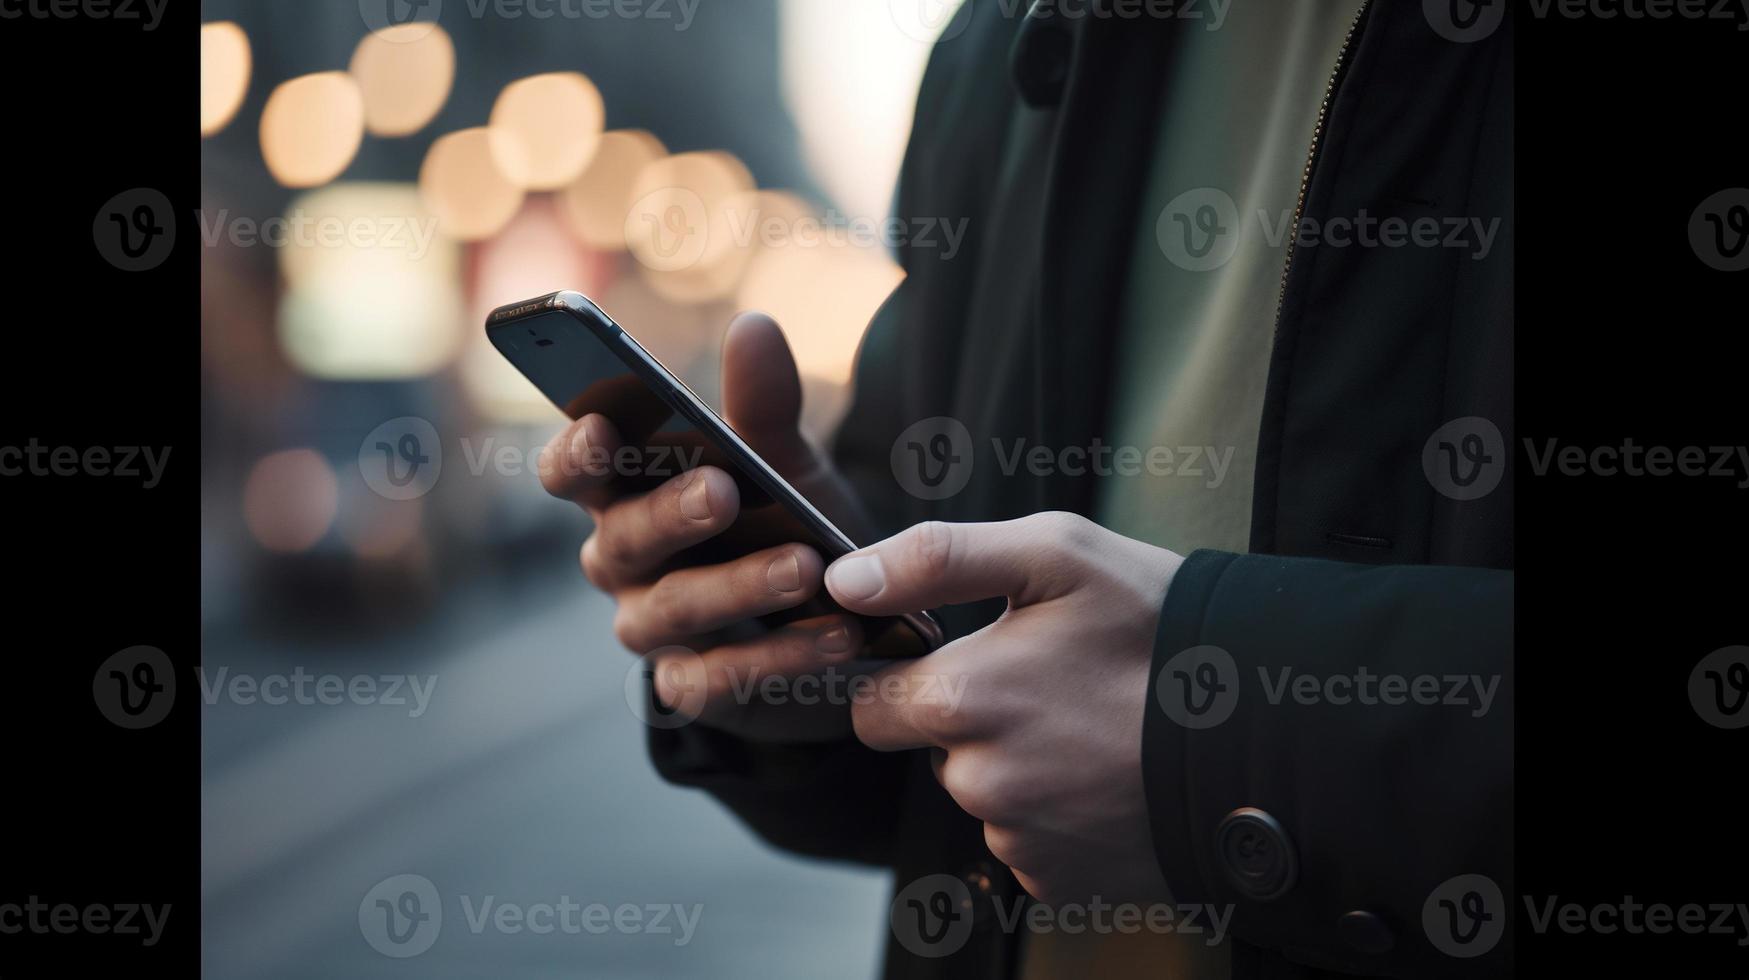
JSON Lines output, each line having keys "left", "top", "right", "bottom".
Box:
{"left": 655, "top": 2, "right": 1513, "bottom": 977}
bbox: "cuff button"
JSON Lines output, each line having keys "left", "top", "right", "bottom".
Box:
{"left": 1338, "top": 910, "right": 1397, "bottom": 955}
{"left": 1215, "top": 807, "right": 1298, "bottom": 901}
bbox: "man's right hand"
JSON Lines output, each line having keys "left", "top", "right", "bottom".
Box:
{"left": 540, "top": 311, "right": 873, "bottom": 742}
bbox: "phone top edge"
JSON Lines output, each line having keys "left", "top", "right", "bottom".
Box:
{"left": 486, "top": 290, "right": 602, "bottom": 330}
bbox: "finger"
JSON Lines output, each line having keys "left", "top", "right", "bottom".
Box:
{"left": 539, "top": 414, "right": 624, "bottom": 511}
{"left": 582, "top": 466, "right": 739, "bottom": 589}
{"left": 849, "top": 644, "right": 981, "bottom": 752}
{"left": 613, "top": 543, "right": 824, "bottom": 651}
{"left": 649, "top": 616, "right": 865, "bottom": 720}
{"left": 721, "top": 311, "right": 815, "bottom": 475}
{"left": 825, "top": 514, "right": 1086, "bottom": 616}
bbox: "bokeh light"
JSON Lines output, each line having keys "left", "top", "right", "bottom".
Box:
{"left": 349, "top": 23, "right": 455, "bottom": 137}
{"left": 243, "top": 449, "right": 339, "bottom": 553}
{"left": 276, "top": 183, "right": 465, "bottom": 379}
{"left": 488, "top": 72, "right": 606, "bottom": 190}
{"left": 419, "top": 127, "right": 526, "bottom": 241}
{"left": 737, "top": 236, "right": 903, "bottom": 384}
{"left": 624, "top": 150, "right": 755, "bottom": 279}
{"left": 200, "top": 22, "right": 251, "bottom": 137}
{"left": 259, "top": 72, "right": 365, "bottom": 188}
{"left": 560, "top": 129, "right": 668, "bottom": 251}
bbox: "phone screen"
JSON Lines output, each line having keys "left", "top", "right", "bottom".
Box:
{"left": 488, "top": 295, "right": 939, "bottom": 658}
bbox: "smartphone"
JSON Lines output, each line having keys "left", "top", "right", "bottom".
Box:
{"left": 488, "top": 290, "right": 944, "bottom": 658}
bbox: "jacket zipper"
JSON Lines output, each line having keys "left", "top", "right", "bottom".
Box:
{"left": 1274, "top": 0, "right": 1374, "bottom": 337}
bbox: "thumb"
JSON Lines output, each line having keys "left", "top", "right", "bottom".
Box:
{"left": 721, "top": 310, "right": 813, "bottom": 475}
{"left": 824, "top": 515, "right": 1078, "bottom": 616}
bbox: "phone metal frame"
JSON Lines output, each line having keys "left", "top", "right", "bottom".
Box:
{"left": 488, "top": 290, "right": 945, "bottom": 653}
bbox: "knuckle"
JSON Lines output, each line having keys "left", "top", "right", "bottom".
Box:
{"left": 579, "top": 536, "right": 610, "bottom": 588}
{"left": 907, "top": 520, "right": 956, "bottom": 581}
{"left": 648, "top": 578, "right": 698, "bottom": 636}
{"left": 982, "top": 823, "right": 1028, "bottom": 870}
{"left": 611, "top": 607, "right": 644, "bottom": 653}
{"left": 943, "top": 760, "right": 1007, "bottom": 823}
{"left": 1034, "top": 511, "right": 1090, "bottom": 550}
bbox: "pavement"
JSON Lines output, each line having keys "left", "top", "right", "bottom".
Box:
{"left": 201, "top": 565, "right": 891, "bottom": 979}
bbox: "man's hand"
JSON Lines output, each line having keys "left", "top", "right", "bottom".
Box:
{"left": 540, "top": 311, "right": 872, "bottom": 742}
{"left": 825, "top": 513, "right": 1185, "bottom": 905}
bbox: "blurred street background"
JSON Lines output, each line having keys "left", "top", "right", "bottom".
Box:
{"left": 199, "top": 1, "right": 954, "bottom": 975}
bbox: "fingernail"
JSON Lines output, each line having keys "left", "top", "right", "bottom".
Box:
{"left": 817, "top": 624, "right": 852, "bottom": 655}
{"left": 681, "top": 472, "right": 712, "bottom": 521}
{"left": 827, "top": 554, "right": 884, "bottom": 601}
{"left": 767, "top": 552, "right": 802, "bottom": 593}
{"left": 569, "top": 423, "right": 593, "bottom": 469}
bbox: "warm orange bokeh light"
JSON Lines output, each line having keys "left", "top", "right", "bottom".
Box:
{"left": 201, "top": 22, "right": 251, "bottom": 137}
{"left": 349, "top": 24, "right": 455, "bottom": 137}
{"left": 624, "top": 151, "right": 755, "bottom": 279}
{"left": 419, "top": 128, "right": 526, "bottom": 241}
{"left": 260, "top": 72, "right": 365, "bottom": 188}
{"left": 560, "top": 129, "right": 668, "bottom": 251}
{"left": 488, "top": 72, "right": 606, "bottom": 190}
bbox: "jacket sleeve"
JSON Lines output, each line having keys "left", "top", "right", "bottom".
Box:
{"left": 649, "top": 722, "right": 908, "bottom": 867}
{"left": 1144, "top": 550, "right": 1512, "bottom": 978}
